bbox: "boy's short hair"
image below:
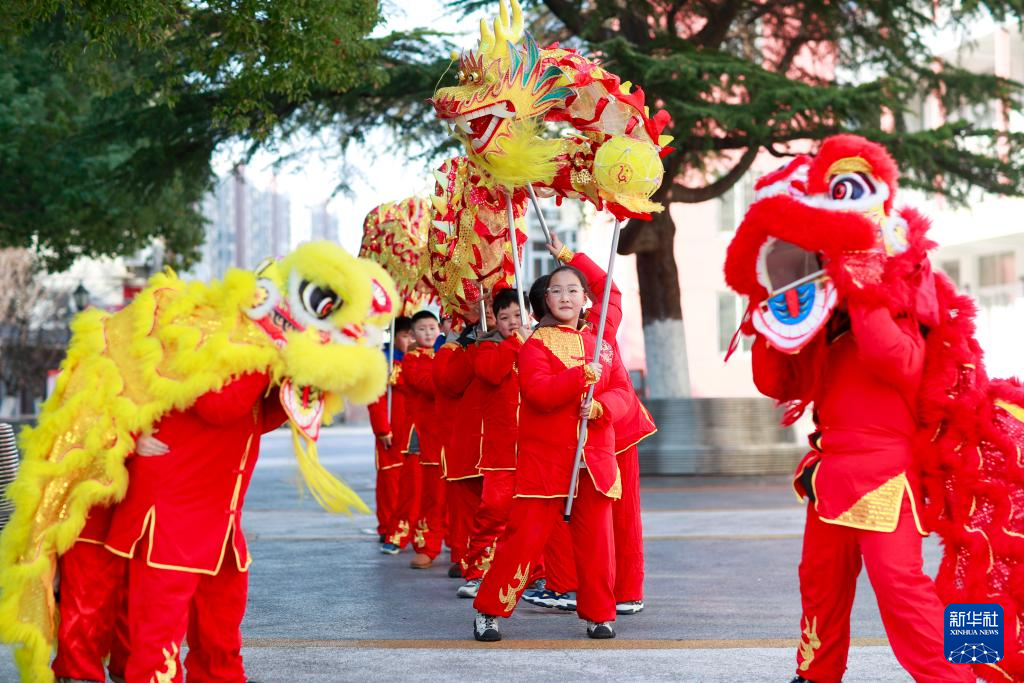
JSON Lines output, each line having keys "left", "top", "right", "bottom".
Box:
{"left": 528, "top": 274, "right": 550, "bottom": 320}
{"left": 493, "top": 288, "right": 527, "bottom": 316}
{"left": 394, "top": 316, "right": 413, "bottom": 334}
{"left": 410, "top": 310, "right": 439, "bottom": 326}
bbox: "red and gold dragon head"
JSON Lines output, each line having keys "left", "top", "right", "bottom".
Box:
{"left": 724, "top": 134, "right": 926, "bottom": 353}
{"left": 431, "top": 0, "right": 674, "bottom": 219}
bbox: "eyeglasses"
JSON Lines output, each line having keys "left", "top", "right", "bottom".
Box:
{"left": 546, "top": 286, "right": 584, "bottom": 298}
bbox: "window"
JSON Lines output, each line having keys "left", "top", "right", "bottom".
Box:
{"left": 717, "top": 292, "right": 752, "bottom": 353}
{"left": 718, "top": 172, "right": 756, "bottom": 232}
{"left": 939, "top": 260, "right": 961, "bottom": 288}
{"left": 978, "top": 252, "right": 1015, "bottom": 287}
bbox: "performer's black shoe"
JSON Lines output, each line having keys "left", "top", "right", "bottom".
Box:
{"left": 448, "top": 562, "right": 463, "bottom": 578}
{"left": 790, "top": 677, "right": 818, "bottom": 683}
{"left": 586, "top": 621, "right": 616, "bottom": 639}
{"left": 474, "top": 612, "right": 501, "bottom": 641}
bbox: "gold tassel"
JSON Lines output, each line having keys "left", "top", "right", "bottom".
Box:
{"left": 290, "top": 424, "right": 370, "bottom": 514}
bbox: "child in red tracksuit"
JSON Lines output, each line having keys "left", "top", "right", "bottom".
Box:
{"left": 435, "top": 303, "right": 495, "bottom": 577}
{"left": 367, "top": 316, "right": 413, "bottom": 542}
{"left": 397, "top": 311, "right": 446, "bottom": 569}
{"left": 472, "top": 264, "right": 633, "bottom": 642}
{"left": 525, "top": 239, "right": 656, "bottom": 616}
{"left": 456, "top": 288, "right": 526, "bottom": 598}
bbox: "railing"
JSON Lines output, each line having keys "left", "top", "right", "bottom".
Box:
{"left": 638, "top": 397, "right": 806, "bottom": 475}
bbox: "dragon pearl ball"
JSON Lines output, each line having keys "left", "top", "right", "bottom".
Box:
{"left": 593, "top": 137, "right": 664, "bottom": 200}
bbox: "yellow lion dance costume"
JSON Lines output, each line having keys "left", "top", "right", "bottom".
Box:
{"left": 0, "top": 241, "right": 397, "bottom": 681}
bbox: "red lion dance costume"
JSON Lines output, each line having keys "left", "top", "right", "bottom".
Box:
{"left": 725, "top": 134, "right": 1023, "bottom": 682}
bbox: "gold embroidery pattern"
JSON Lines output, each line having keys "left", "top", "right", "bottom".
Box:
{"left": 532, "top": 327, "right": 584, "bottom": 369}
{"left": 829, "top": 473, "right": 906, "bottom": 532}
{"left": 387, "top": 519, "right": 410, "bottom": 546}
{"left": 152, "top": 642, "right": 179, "bottom": 683}
{"left": 556, "top": 245, "right": 574, "bottom": 264}
{"left": 413, "top": 519, "right": 429, "bottom": 548}
{"left": 498, "top": 562, "right": 531, "bottom": 614}
{"left": 475, "top": 541, "right": 496, "bottom": 574}
{"left": 797, "top": 616, "right": 821, "bottom": 672}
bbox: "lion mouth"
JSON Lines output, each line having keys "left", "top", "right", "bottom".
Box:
{"left": 752, "top": 238, "right": 835, "bottom": 352}
{"left": 452, "top": 101, "right": 515, "bottom": 151}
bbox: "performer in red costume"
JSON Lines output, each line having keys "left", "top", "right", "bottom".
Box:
{"left": 367, "top": 316, "right": 414, "bottom": 541}
{"left": 724, "top": 135, "right": 975, "bottom": 683}
{"left": 52, "top": 507, "right": 128, "bottom": 683}
{"left": 400, "top": 311, "right": 447, "bottom": 569}
{"left": 472, "top": 263, "right": 633, "bottom": 642}
{"left": 524, "top": 238, "right": 656, "bottom": 616}
{"left": 104, "top": 371, "right": 288, "bottom": 683}
{"left": 456, "top": 287, "right": 526, "bottom": 598}
{"left": 435, "top": 303, "right": 493, "bottom": 575}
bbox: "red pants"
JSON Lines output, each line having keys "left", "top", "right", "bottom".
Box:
{"left": 446, "top": 477, "right": 483, "bottom": 566}
{"left": 462, "top": 471, "right": 515, "bottom": 580}
{"left": 52, "top": 541, "right": 129, "bottom": 682}
{"left": 126, "top": 548, "right": 248, "bottom": 683}
{"left": 797, "top": 498, "right": 974, "bottom": 683}
{"left": 541, "top": 449, "right": 643, "bottom": 602}
{"left": 375, "top": 463, "right": 402, "bottom": 536}
{"left": 543, "top": 522, "right": 576, "bottom": 594}
{"left": 613, "top": 445, "right": 644, "bottom": 602}
{"left": 412, "top": 464, "right": 447, "bottom": 559}
{"left": 474, "top": 477, "right": 615, "bottom": 624}
{"left": 384, "top": 454, "right": 421, "bottom": 547}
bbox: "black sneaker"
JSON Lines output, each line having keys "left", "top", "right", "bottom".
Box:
{"left": 380, "top": 543, "right": 400, "bottom": 555}
{"left": 474, "top": 612, "right": 501, "bottom": 642}
{"left": 586, "top": 621, "right": 615, "bottom": 639}
{"left": 616, "top": 600, "right": 644, "bottom": 615}
{"left": 522, "top": 588, "right": 576, "bottom": 611}
{"left": 448, "top": 562, "right": 463, "bottom": 578}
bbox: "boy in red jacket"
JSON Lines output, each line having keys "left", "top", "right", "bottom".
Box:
{"left": 398, "top": 311, "right": 446, "bottom": 568}
{"left": 367, "top": 316, "right": 413, "bottom": 542}
{"left": 455, "top": 288, "right": 525, "bottom": 598}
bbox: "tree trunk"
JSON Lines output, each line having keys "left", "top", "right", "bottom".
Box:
{"left": 621, "top": 207, "right": 691, "bottom": 399}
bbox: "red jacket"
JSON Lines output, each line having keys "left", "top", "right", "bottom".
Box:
{"left": 436, "top": 343, "right": 485, "bottom": 480}
{"left": 402, "top": 348, "right": 442, "bottom": 465}
{"left": 105, "top": 372, "right": 287, "bottom": 573}
{"left": 567, "top": 251, "right": 656, "bottom": 452}
{"left": 474, "top": 331, "right": 523, "bottom": 471}
{"left": 752, "top": 304, "right": 926, "bottom": 533}
{"left": 433, "top": 342, "right": 473, "bottom": 478}
{"left": 515, "top": 321, "right": 633, "bottom": 499}
{"left": 367, "top": 357, "right": 410, "bottom": 471}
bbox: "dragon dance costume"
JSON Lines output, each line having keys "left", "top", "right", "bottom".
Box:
{"left": 0, "top": 242, "right": 397, "bottom": 682}
{"left": 724, "top": 134, "right": 1015, "bottom": 681}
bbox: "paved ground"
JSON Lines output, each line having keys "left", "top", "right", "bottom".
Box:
{"left": 2, "top": 426, "right": 947, "bottom": 681}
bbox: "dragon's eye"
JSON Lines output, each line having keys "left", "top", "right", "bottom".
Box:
{"left": 298, "top": 280, "right": 341, "bottom": 320}
{"left": 829, "top": 173, "right": 873, "bottom": 201}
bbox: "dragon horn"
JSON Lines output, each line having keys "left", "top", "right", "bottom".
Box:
{"left": 491, "top": 0, "right": 523, "bottom": 54}
{"left": 479, "top": 18, "right": 495, "bottom": 56}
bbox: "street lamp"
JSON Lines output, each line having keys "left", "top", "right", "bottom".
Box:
{"left": 71, "top": 282, "right": 90, "bottom": 312}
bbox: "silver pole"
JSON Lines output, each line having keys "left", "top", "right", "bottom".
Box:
{"left": 526, "top": 184, "right": 554, "bottom": 245}
{"left": 564, "top": 218, "right": 621, "bottom": 521}
{"left": 478, "top": 297, "right": 488, "bottom": 333}
{"left": 386, "top": 317, "right": 395, "bottom": 421}
{"left": 504, "top": 192, "right": 531, "bottom": 327}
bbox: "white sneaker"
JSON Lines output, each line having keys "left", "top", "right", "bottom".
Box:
{"left": 586, "top": 620, "right": 616, "bottom": 639}
{"left": 616, "top": 600, "right": 645, "bottom": 614}
{"left": 474, "top": 612, "right": 501, "bottom": 641}
{"left": 457, "top": 578, "right": 481, "bottom": 598}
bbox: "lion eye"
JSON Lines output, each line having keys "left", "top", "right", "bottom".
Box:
{"left": 299, "top": 281, "right": 341, "bottom": 320}
{"left": 829, "top": 173, "right": 872, "bottom": 201}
